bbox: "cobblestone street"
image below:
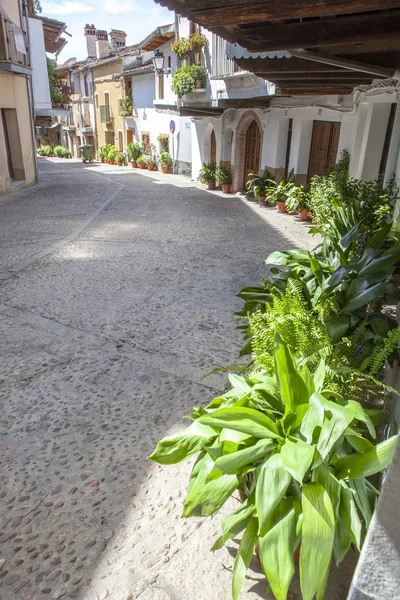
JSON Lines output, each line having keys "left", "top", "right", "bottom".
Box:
{"left": 0, "top": 159, "right": 354, "bottom": 600}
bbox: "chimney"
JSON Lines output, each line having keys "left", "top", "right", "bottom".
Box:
{"left": 109, "top": 29, "right": 127, "bottom": 52}
{"left": 84, "top": 23, "right": 96, "bottom": 58}
{"left": 96, "top": 30, "right": 109, "bottom": 59}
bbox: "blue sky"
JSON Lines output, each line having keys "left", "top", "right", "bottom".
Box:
{"left": 41, "top": 0, "right": 173, "bottom": 62}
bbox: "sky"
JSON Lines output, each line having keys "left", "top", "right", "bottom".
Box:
{"left": 41, "top": 0, "right": 174, "bottom": 62}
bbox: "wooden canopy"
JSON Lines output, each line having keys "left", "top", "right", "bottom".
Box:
{"left": 155, "top": 0, "right": 400, "bottom": 94}
{"left": 40, "top": 16, "right": 69, "bottom": 56}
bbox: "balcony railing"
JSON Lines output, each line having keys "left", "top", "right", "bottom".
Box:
{"left": 0, "top": 15, "right": 29, "bottom": 69}
{"left": 211, "top": 34, "right": 241, "bottom": 79}
{"left": 99, "top": 105, "right": 111, "bottom": 123}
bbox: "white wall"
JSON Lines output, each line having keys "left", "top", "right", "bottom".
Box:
{"left": 29, "top": 17, "right": 52, "bottom": 113}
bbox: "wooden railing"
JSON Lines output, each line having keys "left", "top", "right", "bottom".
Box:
{"left": 211, "top": 34, "right": 241, "bottom": 78}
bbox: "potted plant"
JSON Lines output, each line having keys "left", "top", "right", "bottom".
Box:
{"left": 127, "top": 142, "right": 141, "bottom": 168}
{"left": 116, "top": 152, "right": 125, "bottom": 166}
{"left": 148, "top": 155, "right": 157, "bottom": 171}
{"left": 159, "top": 151, "right": 172, "bottom": 174}
{"left": 99, "top": 145, "right": 109, "bottom": 163}
{"left": 157, "top": 134, "right": 169, "bottom": 153}
{"left": 137, "top": 155, "right": 147, "bottom": 169}
{"left": 171, "top": 33, "right": 208, "bottom": 60}
{"left": 216, "top": 165, "right": 232, "bottom": 194}
{"left": 149, "top": 335, "right": 397, "bottom": 600}
{"left": 107, "top": 145, "right": 116, "bottom": 165}
{"left": 198, "top": 161, "right": 217, "bottom": 190}
{"left": 171, "top": 65, "right": 207, "bottom": 98}
{"left": 119, "top": 95, "right": 133, "bottom": 117}
{"left": 246, "top": 170, "right": 275, "bottom": 205}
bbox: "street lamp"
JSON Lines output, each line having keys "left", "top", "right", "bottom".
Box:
{"left": 152, "top": 49, "right": 165, "bottom": 74}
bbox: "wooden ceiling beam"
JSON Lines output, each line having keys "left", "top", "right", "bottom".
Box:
{"left": 187, "top": 0, "right": 400, "bottom": 26}
{"left": 236, "top": 10, "right": 400, "bottom": 52}
{"left": 261, "top": 72, "right": 374, "bottom": 81}
{"left": 275, "top": 85, "right": 354, "bottom": 95}
{"left": 234, "top": 57, "right": 351, "bottom": 73}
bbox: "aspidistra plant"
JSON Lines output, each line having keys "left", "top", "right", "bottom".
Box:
{"left": 149, "top": 335, "right": 397, "bottom": 600}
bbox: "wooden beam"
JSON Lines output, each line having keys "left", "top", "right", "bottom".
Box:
{"left": 234, "top": 57, "right": 349, "bottom": 73}
{"left": 275, "top": 85, "right": 354, "bottom": 95}
{"left": 187, "top": 0, "right": 400, "bottom": 26}
{"left": 261, "top": 72, "right": 374, "bottom": 81}
{"left": 236, "top": 10, "right": 400, "bottom": 52}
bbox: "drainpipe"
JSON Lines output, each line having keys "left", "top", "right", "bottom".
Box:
{"left": 22, "top": 0, "right": 38, "bottom": 185}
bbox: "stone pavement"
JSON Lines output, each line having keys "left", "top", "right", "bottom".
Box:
{"left": 0, "top": 158, "right": 355, "bottom": 600}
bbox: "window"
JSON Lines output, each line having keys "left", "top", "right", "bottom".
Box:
{"left": 104, "top": 92, "right": 110, "bottom": 108}
{"left": 168, "top": 56, "right": 171, "bottom": 70}
{"left": 141, "top": 132, "right": 151, "bottom": 154}
{"left": 84, "top": 75, "right": 89, "bottom": 97}
{"left": 158, "top": 74, "right": 164, "bottom": 100}
{"left": 95, "top": 94, "right": 99, "bottom": 109}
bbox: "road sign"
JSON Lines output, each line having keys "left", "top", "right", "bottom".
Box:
{"left": 169, "top": 120, "right": 176, "bottom": 134}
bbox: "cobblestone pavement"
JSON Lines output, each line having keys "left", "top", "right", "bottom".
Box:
{"left": 0, "top": 159, "right": 356, "bottom": 600}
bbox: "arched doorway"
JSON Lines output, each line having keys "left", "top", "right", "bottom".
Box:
{"left": 243, "top": 120, "right": 261, "bottom": 188}
{"left": 210, "top": 129, "right": 216, "bottom": 163}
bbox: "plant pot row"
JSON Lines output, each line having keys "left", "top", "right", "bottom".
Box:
{"left": 130, "top": 160, "right": 171, "bottom": 173}
{"left": 252, "top": 196, "right": 312, "bottom": 221}
{"left": 207, "top": 181, "right": 232, "bottom": 194}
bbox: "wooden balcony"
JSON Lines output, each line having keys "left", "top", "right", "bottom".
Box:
{"left": 0, "top": 14, "right": 30, "bottom": 75}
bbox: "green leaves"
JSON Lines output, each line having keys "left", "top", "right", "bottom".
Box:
{"left": 214, "top": 439, "right": 276, "bottom": 475}
{"left": 232, "top": 517, "right": 258, "bottom": 600}
{"left": 335, "top": 435, "right": 398, "bottom": 479}
{"left": 300, "top": 483, "right": 335, "bottom": 600}
{"left": 183, "top": 453, "right": 239, "bottom": 517}
{"left": 256, "top": 453, "right": 291, "bottom": 536}
{"left": 259, "top": 498, "right": 296, "bottom": 600}
{"left": 148, "top": 421, "right": 217, "bottom": 464}
{"left": 281, "top": 438, "right": 314, "bottom": 483}
{"left": 198, "top": 406, "right": 280, "bottom": 439}
{"left": 275, "top": 333, "right": 309, "bottom": 413}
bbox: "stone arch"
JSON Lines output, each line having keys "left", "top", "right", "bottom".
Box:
{"left": 232, "top": 110, "right": 264, "bottom": 192}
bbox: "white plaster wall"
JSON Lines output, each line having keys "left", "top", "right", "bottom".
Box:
{"left": 130, "top": 72, "right": 192, "bottom": 167}
{"left": 29, "top": 17, "right": 52, "bottom": 113}
{"left": 358, "top": 102, "right": 391, "bottom": 180}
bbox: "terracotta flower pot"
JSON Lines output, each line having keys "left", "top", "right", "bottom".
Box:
{"left": 162, "top": 165, "right": 169, "bottom": 174}
{"left": 148, "top": 162, "right": 156, "bottom": 171}
{"left": 207, "top": 181, "right": 216, "bottom": 190}
{"left": 139, "top": 161, "right": 146, "bottom": 169}
{"left": 277, "top": 201, "right": 287, "bottom": 213}
{"left": 299, "top": 208, "right": 312, "bottom": 221}
{"left": 222, "top": 184, "right": 231, "bottom": 194}
{"left": 131, "top": 160, "right": 137, "bottom": 168}
{"left": 101, "top": 158, "right": 105, "bottom": 163}
{"left": 108, "top": 159, "right": 115, "bottom": 165}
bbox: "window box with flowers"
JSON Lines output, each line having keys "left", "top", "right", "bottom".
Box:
{"left": 171, "top": 33, "right": 208, "bottom": 61}
{"left": 171, "top": 65, "right": 207, "bottom": 98}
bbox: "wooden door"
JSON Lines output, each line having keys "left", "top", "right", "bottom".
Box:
{"left": 308, "top": 121, "right": 341, "bottom": 180}
{"left": 243, "top": 120, "right": 261, "bottom": 188}
{"left": 210, "top": 129, "right": 216, "bottom": 162}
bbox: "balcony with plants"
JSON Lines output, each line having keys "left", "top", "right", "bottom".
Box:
{"left": 170, "top": 33, "right": 208, "bottom": 101}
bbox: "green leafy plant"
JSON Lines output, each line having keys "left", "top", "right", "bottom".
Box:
{"left": 53, "top": 145, "right": 70, "bottom": 158}
{"left": 171, "top": 65, "right": 207, "bottom": 98}
{"left": 171, "top": 33, "right": 208, "bottom": 59}
{"left": 157, "top": 134, "right": 169, "bottom": 152}
{"left": 137, "top": 155, "right": 147, "bottom": 164}
{"left": 246, "top": 170, "right": 275, "bottom": 199}
{"left": 127, "top": 142, "right": 142, "bottom": 161}
{"left": 37, "top": 145, "right": 53, "bottom": 157}
{"left": 150, "top": 336, "right": 397, "bottom": 600}
{"left": 217, "top": 165, "right": 232, "bottom": 185}
{"left": 198, "top": 161, "right": 217, "bottom": 184}
{"left": 107, "top": 145, "right": 116, "bottom": 161}
{"left": 119, "top": 95, "right": 133, "bottom": 117}
{"left": 115, "top": 152, "right": 125, "bottom": 165}
{"left": 159, "top": 152, "right": 172, "bottom": 168}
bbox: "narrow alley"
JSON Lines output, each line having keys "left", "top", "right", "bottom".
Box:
{"left": 0, "top": 159, "right": 354, "bottom": 600}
